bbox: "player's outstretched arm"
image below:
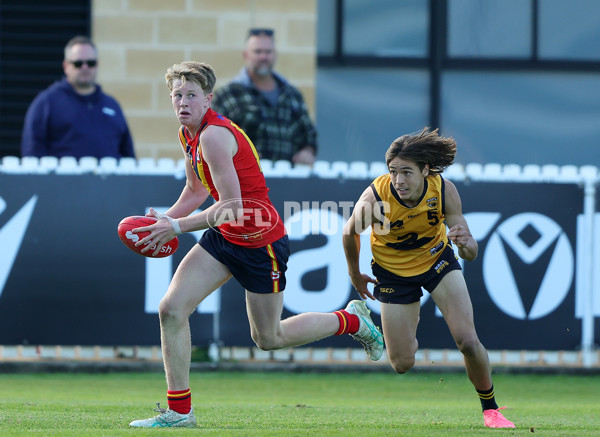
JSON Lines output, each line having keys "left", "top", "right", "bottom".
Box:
{"left": 445, "top": 179, "right": 478, "bottom": 261}
{"left": 343, "top": 187, "right": 378, "bottom": 300}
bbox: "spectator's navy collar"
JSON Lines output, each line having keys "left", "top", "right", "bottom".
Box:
{"left": 58, "top": 77, "right": 102, "bottom": 101}
{"left": 231, "top": 67, "right": 288, "bottom": 89}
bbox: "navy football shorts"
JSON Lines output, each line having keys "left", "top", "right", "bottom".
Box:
{"left": 198, "top": 227, "right": 289, "bottom": 293}
{"left": 373, "top": 245, "right": 461, "bottom": 304}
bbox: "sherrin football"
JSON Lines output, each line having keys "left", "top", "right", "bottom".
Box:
{"left": 117, "top": 216, "right": 179, "bottom": 258}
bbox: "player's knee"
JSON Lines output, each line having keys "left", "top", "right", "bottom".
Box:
{"left": 251, "top": 332, "right": 282, "bottom": 351}
{"left": 455, "top": 336, "right": 482, "bottom": 357}
{"left": 388, "top": 340, "right": 418, "bottom": 374}
{"left": 158, "top": 298, "right": 184, "bottom": 323}
{"left": 389, "top": 355, "right": 415, "bottom": 374}
{"left": 158, "top": 299, "right": 171, "bottom": 318}
{"left": 388, "top": 350, "right": 416, "bottom": 374}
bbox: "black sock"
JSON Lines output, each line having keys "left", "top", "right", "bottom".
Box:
{"left": 477, "top": 385, "right": 499, "bottom": 412}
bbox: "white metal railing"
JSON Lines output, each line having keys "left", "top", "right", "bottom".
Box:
{"left": 1, "top": 156, "right": 598, "bottom": 183}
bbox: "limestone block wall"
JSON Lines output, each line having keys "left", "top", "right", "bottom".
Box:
{"left": 92, "top": 0, "right": 317, "bottom": 159}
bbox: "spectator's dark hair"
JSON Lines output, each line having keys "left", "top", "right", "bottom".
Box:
{"left": 64, "top": 36, "right": 96, "bottom": 59}
{"left": 246, "top": 28, "right": 275, "bottom": 40}
{"left": 385, "top": 127, "right": 456, "bottom": 174}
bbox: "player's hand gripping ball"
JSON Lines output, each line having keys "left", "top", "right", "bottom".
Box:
{"left": 117, "top": 216, "right": 179, "bottom": 258}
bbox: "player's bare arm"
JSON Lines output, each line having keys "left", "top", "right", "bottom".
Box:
{"left": 444, "top": 179, "right": 478, "bottom": 261}
{"left": 135, "top": 127, "right": 241, "bottom": 254}
{"left": 169, "top": 155, "right": 211, "bottom": 216}
{"left": 177, "top": 125, "right": 243, "bottom": 233}
{"left": 343, "top": 186, "right": 378, "bottom": 300}
{"left": 134, "top": 149, "right": 210, "bottom": 255}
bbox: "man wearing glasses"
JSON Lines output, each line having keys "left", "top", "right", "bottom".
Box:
{"left": 21, "top": 35, "right": 135, "bottom": 159}
{"left": 212, "top": 28, "right": 317, "bottom": 166}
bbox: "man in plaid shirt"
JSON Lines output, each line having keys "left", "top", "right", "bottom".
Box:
{"left": 212, "top": 28, "right": 317, "bottom": 165}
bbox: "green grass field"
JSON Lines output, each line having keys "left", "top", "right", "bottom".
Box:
{"left": 0, "top": 370, "right": 598, "bottom": 436}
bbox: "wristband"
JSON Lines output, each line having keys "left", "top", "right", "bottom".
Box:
{"left": 166, "top": 216, "right": 182, "bottom": 235}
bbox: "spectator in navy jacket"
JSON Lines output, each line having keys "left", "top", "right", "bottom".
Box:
{"left": 21, "top": 36, "right": 135, "bottom": 159}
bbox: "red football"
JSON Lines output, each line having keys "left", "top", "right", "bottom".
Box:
{"left": 117, "top": 216, "right": 179, "bottom": 258}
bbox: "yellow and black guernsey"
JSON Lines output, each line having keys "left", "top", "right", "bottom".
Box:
{"left": 370, "top": 173, "right": 448, "bottom": 277}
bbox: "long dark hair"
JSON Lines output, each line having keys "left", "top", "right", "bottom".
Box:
{"left": 385, "top": 127, "right": 456, "bottom": 174}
